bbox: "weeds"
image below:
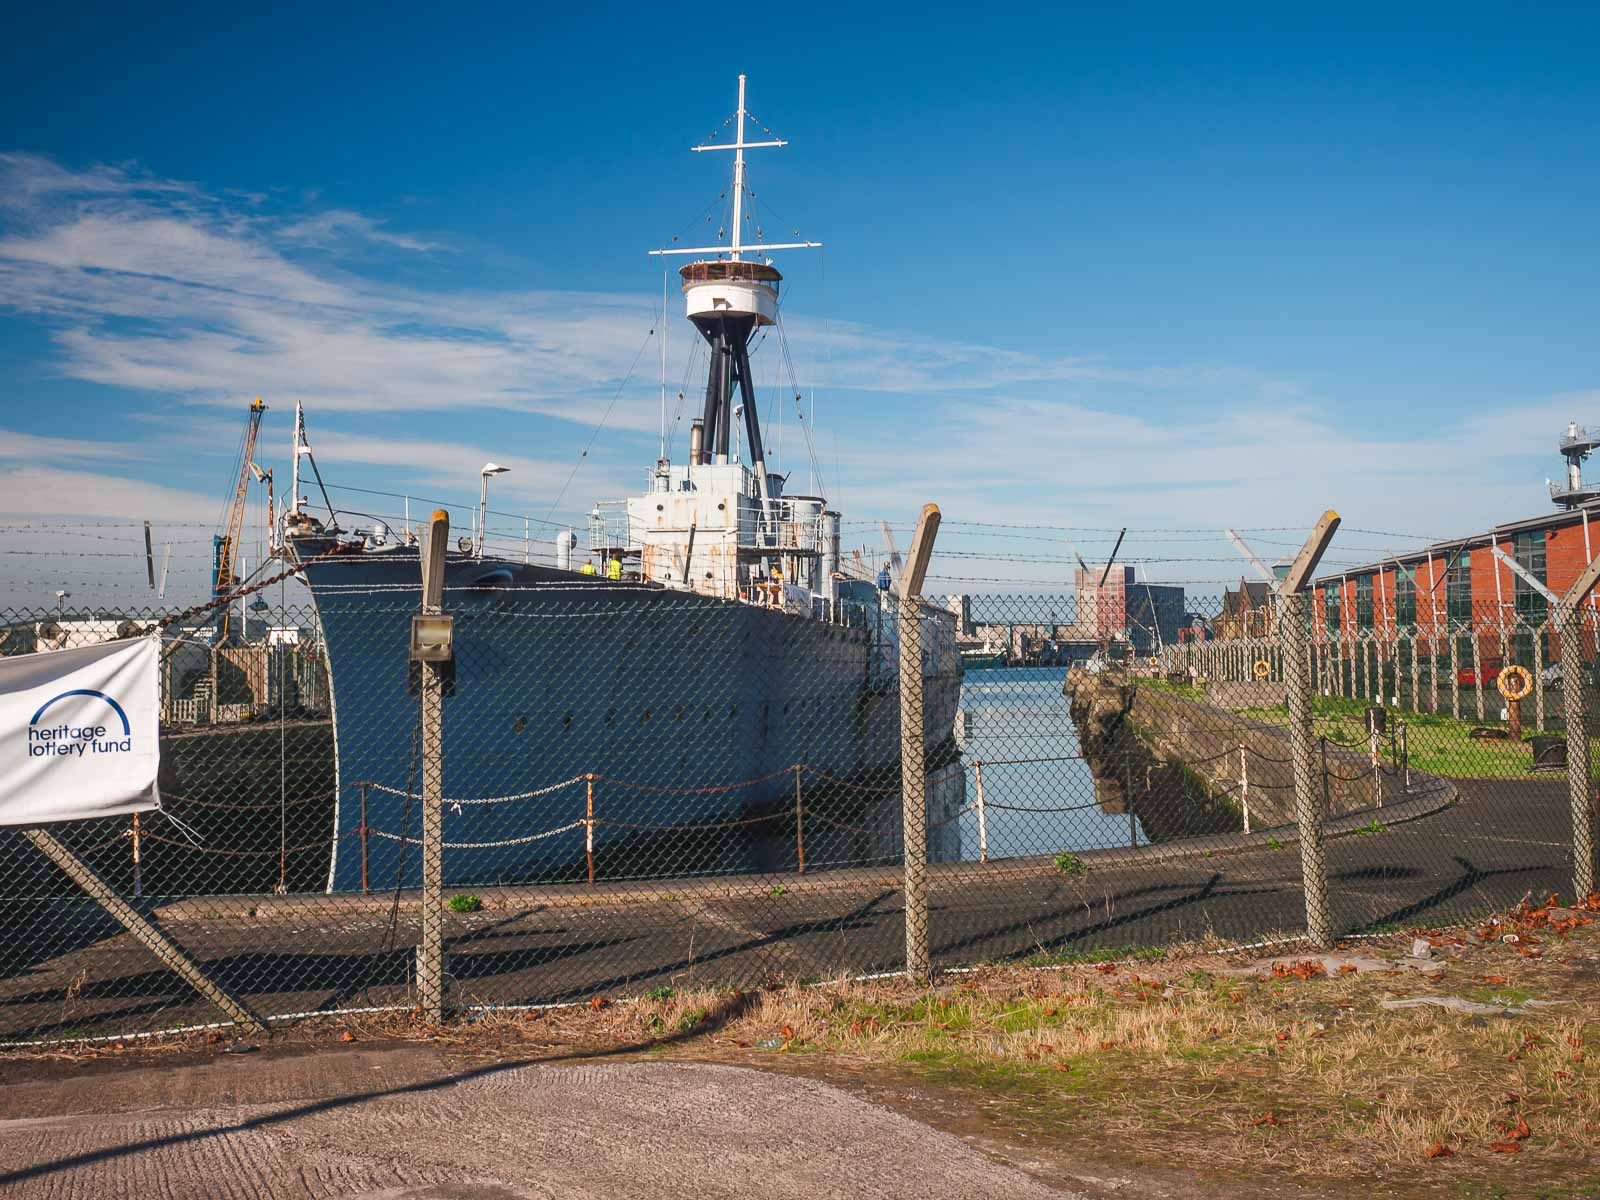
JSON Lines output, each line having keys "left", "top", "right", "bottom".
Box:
{"left": 1053, "top": 852, "right": 1087, "bottom": 877}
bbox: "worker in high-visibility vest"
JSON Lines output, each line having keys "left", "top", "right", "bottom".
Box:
{"left": 607, "top": 557, "right": 622, "bottom": 581}
{"left": 579, "top": 559, "right": 597, "bottom": 576}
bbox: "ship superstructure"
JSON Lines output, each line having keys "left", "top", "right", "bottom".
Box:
{"left": 590, "top": 75, "right": 838, "bottom": 609}
{"left": 285, "top": 77, "right": 964, "bottom": 891}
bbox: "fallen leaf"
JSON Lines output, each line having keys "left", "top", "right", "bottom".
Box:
{"left": 1275, "top": 1031, "right": 1291, "bottom": 1042}
{"left": 589, "top": 996, "right": 606, "bottom": 1010}
{"left": 340, "top": 1031, "right": 355, "bottom": 1042}
{"left": 1502, "top": 1092, "right": 1521, "bottom": 1105}
{"left": 1483, "top": 975, "right": 1508, "bottom": 984}
{"left": 1506, "top": 1115, "right": 1531, "bottom": 1142}
{"left": 1252, "top": 1112, "right": 1279, "bottom": 1127}
{"left": 1095, "top": 963, "right": 1117, "bottom": 975}
{"left": 780, "top": 1025, "right": 795, "bottom": 1041}
{"left": 1425, "top": 1142, "right": 1453, "bottom": 1160}
{"left": 1487, "top": 1141, "right": 1523, "bottom": 1155}
{"left": 1338, "top": 964, "right": 1358, "bottom": 975}
{"left": 849, "top": 1021, "right": 863, "bottom": 1036}
{"left": 1052, "top": 1063, "right": 1069, "bottom": 1072}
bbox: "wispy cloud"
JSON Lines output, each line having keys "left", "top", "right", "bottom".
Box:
{"left": 279, "top": 209, "right": 444, "bottom": 253}
{"left": 0, "top": 151, "right": 1582, "bottom": 596}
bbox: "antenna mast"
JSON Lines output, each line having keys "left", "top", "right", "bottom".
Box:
{"left": 730, "top": 74, "right": 747, "bottom": 259}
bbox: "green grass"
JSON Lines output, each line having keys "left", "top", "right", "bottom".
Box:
{"left": 1054, "top": 851, "right": 1088, "bottom": 877}
{"left": 1234, "top": 694, "right": 1573, "bottom": 780}
{"left": 447, "top": 893, "right": 482, "bottom": 913}
{"left": 1020, "top": 944, "right": 1165, "bottom": 968}
{"left": 1139, "top": 677, "right": 1208, "bottom": 702}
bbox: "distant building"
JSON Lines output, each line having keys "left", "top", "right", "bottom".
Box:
{"left": 1074, "top": 564, "right": 1186, "bottom": 655}
{"left": 1306, "top": 424, "right": 1600, "bottom": 668}
{"left": 1217, "top": 578, "right": 1273, "bottom": 639}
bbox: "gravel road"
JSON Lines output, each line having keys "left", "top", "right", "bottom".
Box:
{"left": 0, "top": 1055, "right": 1082, "bottom": 1199}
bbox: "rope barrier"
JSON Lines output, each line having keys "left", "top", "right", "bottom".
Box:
{"left": 803, "top": 811, "right": 877, "bottom": 836}
{"left": 164, "top": 790, "right": 336, "bottom": 813}
{"left": 798, "top": 766, "right": 900, "bottom": 795}
{"left": 368, "top": 821, "right": 587, "bottom": 851}
{"left": 589, "top": 766, "right": 799, "bottom": 795}
{"left": 963, "top": 755, "right": 1088, "bottom": 768}
{"left": 360, "top": 776, "right": 585, "bottom": 805}
{"left": 600, "top": 812, "right": 787, "bottom": 833}
{"left": 139, "top": 831, "right": 356, "bottom": 858}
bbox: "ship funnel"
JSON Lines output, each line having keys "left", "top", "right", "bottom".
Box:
{"left": 557, "top": 529, "right": 576, "bottom": 571}
{"left": 689, "top": 419, "right": 705, "bottom": 466}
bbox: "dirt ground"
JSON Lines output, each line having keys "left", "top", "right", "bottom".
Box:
{"left": 3, "top": 894, "right": 1597, "bottom": 1200}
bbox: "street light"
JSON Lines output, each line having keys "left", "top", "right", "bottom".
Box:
{"left": 477, "top": 463, "right": 509, "bottom": 556}
{"left": 54, "top": 590, "right": 70, "bottom": 620}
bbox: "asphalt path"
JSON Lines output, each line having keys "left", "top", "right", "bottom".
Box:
{"left": 0, "top": 778, "right": 1579, "bottom": 1042}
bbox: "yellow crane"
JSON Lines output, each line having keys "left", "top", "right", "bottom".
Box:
{"left": 213, "top": 397, "right": 267, "bottom": 640}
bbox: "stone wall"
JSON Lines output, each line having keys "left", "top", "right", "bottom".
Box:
{"left": 1064, "top": 669, "right": 1383, "bottom": 842}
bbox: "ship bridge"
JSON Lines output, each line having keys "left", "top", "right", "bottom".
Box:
{"left": 1552, "top": 422, "right": 1600, "bottom": 509}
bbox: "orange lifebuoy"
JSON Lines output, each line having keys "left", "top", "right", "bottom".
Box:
{"left": 1496, "top": 664, "right": 1533, "bottom": 703}
{"left": 1252, "top": 659, "right": 1271, "bottom": 680}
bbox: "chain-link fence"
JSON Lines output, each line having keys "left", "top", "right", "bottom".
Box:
{"left": 1, "top": 583, "right": 1594, "bottom": 1043}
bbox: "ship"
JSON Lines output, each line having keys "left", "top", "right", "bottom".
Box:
{"left": 285, "top": 76, "right": 965, "bottom": 891}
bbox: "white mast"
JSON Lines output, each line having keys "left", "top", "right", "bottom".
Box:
{"left": 649, "top": 76, "right": 820, "bottom": 261}
{"left": 290, "top": 402, "right": 305, "bottom": 517}
{"left": 659, "top": 266, "right": 668, "bottom": 460}
{"left": 730, "top": 73, "right": 747, "bottom": 260}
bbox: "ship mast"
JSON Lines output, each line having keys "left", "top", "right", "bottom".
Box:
{"left": 649, "top": 74, "right": 821, "bottom": 542}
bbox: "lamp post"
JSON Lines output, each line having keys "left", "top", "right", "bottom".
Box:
{"left": 477, "top": 463, "right": 509, "bottom": 556}
{"left": 54, "top": 590, "right": 70, "bottom": 621}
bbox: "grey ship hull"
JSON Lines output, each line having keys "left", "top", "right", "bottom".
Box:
{"left": 295, "top": 543, "right": 964, "bottom": 890}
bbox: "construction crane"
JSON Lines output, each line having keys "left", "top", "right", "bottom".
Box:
{"left": 213, "top": 397, "right": 267, "bottom": 640}
{"left": 880, "top": 520, "right": 905, "bottom": 588}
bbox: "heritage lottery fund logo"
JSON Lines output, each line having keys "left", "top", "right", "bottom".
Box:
{"left": 26, "top": 689, "right": 134, "bottom": 760}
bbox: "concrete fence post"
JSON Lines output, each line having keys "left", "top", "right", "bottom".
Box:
{"left": 1471, "top": 628, "right": 1486, "bottom": 721}
{"left": 23, "top": 827, "right": 264, "bottom": 1032}
{"left": 1560, "top": 608, "right": 1597, "bottom": 898}
{"left": 1533, "top": 625, "right": 1546, "bottom": 732}
{"left": 415, "top": 510, "right": 450, "bottom": 1024}
{"left": 897, "top": 504, "right": 941, "bottom": 983}
{"left": 1274, "top": 511, "right": 1340, "bottom": 947}
{"left": 1450, "top": 633, "right": 1461, "bottom": 720}
{"left": 1281, "top": 592, "right": 1332, "bottom": 945}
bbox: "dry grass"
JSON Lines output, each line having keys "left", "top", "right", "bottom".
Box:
{"left": 451, "top": 895, "right": 1600, "bottom": 1194}
{"left": 8, "top": 898, "right": 1598, "bottom": 1197}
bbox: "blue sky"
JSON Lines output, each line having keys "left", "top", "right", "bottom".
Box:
{"left": 2, "top": 4, "right": 1598, "bottom": 604}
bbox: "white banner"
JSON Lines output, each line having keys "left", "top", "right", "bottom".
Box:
{"left": 0, "top": 635, "right": 161, "bottom": 826}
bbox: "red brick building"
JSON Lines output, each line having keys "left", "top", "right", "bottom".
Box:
{"left": 1308, "top": 506, "right": 1600, "bottom": 668}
